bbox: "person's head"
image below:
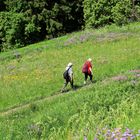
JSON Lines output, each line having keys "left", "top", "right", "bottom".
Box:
{"left": 67, "top": 62, "right": 73, "bottom": 67}
{"left": 88, "top": 58, "right": 92, "bottom": 62}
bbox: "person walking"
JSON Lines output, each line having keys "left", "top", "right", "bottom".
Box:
{"left": 82, "top": 58, "right": 93, "bottom": 84}
{"left": 61, "top": 62, "right": 74, "bottom": 92}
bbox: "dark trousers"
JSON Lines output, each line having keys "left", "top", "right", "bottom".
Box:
{"left": 61, "top": 76, "right": 73, "bottom": 91}
{"left": 84, "top": 72, "right": 92, "bottom": 81}
{"left": 65, "top": 77, "right": 73, "bottom": 88}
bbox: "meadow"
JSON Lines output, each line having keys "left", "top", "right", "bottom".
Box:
{"left": 0, "top": 22, "right": 140, "bottom": 139}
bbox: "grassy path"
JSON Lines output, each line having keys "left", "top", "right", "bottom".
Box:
{"left": 0, "top": 88, "right": 91, "bottom": 116}
{"left": 0, "top": 84, "right": 92, "bottom": 116}
{"left": 1, "top": 69, "right": 138, "bottom": 117}
{"left": 0, "top": 91, "right": 62, "bottom": 116}
{"left": 0, "top": 23, "right": 140, "bottom": 117}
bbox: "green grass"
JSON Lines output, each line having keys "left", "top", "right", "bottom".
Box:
{"left": 0, "top": 24, "right": 140, "bottom": 111}
{"left": 0, "top": 22, "right": 140, "bottom": 139}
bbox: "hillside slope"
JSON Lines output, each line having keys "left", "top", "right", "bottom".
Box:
{"left": 0, "top": 22, "right": 140, "bottom": 139}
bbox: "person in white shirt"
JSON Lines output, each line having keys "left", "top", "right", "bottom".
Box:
{"left": 61, "top": 62, "right": 74, "bottom": 92}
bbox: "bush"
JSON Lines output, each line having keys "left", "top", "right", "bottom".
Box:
{"left": 83, "top": 0, "right": 140, "bottom": 28}
{"left": 0, "top": 12, "right": 25, "bottom": 51}
{"left": 112, "top": 0, "right": 132, "bottom": 25}
{"left": 0, "top": 0, "right": 84, "bottom": 51}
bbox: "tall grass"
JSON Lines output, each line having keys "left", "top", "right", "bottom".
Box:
{"left": 0, "top": 22, "right": 140, "bottom": 139}
{"left": 0, "top": 26, "right": 140, "bottom": 110}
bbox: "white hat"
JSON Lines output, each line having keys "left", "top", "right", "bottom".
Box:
{"left": 68, "top": 62, "right": 73, "bottom": 67}
{"left": 88, "top": 58, "right": 92, "bottom": 62}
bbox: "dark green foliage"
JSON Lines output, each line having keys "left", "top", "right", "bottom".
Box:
{"left": 83, "top": 0, "right": 116, "bottom": 28}
{"left": 0, "top": 12, "right": 26, "bottom": 51}
{"left": 0, "top": 0, "right": 84, "bottom": 51}
{"left": 112, "top": 0, "right": 133, "bottom": 25}
{"left": 1, "top": 0, "right": 140, "bottom": 51}
{"left": 0, "top": 0, "right": 6, "bottom": 11}
{"left": 83, "top": 0, "right": 140, "bottom": 28}
{"left": 112, "top": 0, "right": 140, "bottom": 25}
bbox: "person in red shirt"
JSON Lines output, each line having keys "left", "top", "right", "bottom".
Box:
{"left": 82, "top": 58, "right": 93, "bottom": 84}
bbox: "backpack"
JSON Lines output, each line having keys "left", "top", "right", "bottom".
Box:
{"left": 82, "top": 62, "right": 88, "bottom": 73}
{"left": 63, "top": 67, "right": 70, "bottom": 79}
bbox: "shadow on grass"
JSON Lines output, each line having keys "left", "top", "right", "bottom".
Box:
{"left": 61, "top": 80, "right": 97, "bottom": 94}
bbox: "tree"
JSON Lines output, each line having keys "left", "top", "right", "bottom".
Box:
{"left": 0, "top": 12, "right": 26, "bottom": 51}
{"left": 0, "top": 0, "right": 84, "bottom": 50}
{"left": 83, "top": 0, "right": 116, "bottom": 28}
{"left": 83, "top": 0, "right": 140, "bottom": 28}
{"left": 0, "top": 0, "right": 6, "bottom": 11}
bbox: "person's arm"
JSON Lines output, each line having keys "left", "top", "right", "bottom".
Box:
{"left": 71, "top": 69, "right": 74, "bottom": 80}
{"left": 88, "top": 62, "right": 92, "bottom": 74}
{"left": 89, "top": 67, "right": 92, "bottom": 74}
{"left": 69, "top": 68, "right": 73, "bottom": 79}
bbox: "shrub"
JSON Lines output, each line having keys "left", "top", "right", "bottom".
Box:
{"left": 0, "top": 12, "right": 25, "bottom": 51}
{"left": 83, "top": 0, "right": 140, "bottom": 28}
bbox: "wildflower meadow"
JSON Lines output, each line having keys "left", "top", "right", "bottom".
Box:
{"left": 0, "top": 22, "right": 140, "bottom": 139}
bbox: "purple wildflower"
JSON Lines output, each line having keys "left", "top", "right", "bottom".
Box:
{"left": 84, "top": 136, "right": 87, "bottom": 140}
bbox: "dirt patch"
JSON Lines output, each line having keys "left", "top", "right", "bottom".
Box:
{"left": 129, "top": 69, "right": 140, "bottom": 73}
{"left": 111, "top": 75, "right": 127, "bottom": 81}
{"left": 129, "top": 69, "right": 140, "bottom": 79}
{"left": 135, "top": 74, "right": 140, "bottom": 78}
{"left": 102, "top": 74, "right": 128, "bottom": 84}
